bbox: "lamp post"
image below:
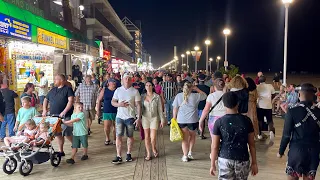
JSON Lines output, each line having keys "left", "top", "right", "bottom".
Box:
{"left": 186, "top": 51, "right": 190, "bottom": 72}
{"left": 282, "top": 0, "right": 293, "bottom": 86}
{"left": 216, "top": 56, "right": 221, "bottom": 71}
{"left": 181, "top": 54, "right": 185, "bottom": 71}
{"left": 223, "top": 28, "right": 231, "bottom": 71}
{"left": 205, "top": 39, "right": 211, "bottom": 75}
{"left": 191, "top": 46, "right": 201, "bottom": 73}
{"left": 209, "top": 58, "right": 213, "bottom": 73}
{"left": 174, "top": 56, "right": 178, "bottom": 71}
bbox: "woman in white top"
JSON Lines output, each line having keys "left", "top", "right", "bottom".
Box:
{"left": 199, "top": 78, "right": 226, "bottom": 138}
{"left": 173, "top": 81, "right": 207, "bottom": 162}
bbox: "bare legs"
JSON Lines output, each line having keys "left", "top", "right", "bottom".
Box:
{"left": 56, "top": 136, "right": 72, "bottom": 152}
{"left": 116, "top": 136, "right": 134, "bottom": 157}
{"left": 181, "top": 128, "right": 196, "bottom": 156}
{"left": 104, "top": 120, "right": 116, "bottom": 142}
{"left": 144, "top": 128, "right": 158, "bottom": 158}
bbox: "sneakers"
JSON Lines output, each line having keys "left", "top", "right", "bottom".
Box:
{"left": 181, "top": 155, "right": 188, "bottom": 162}
{"left": 126, "top": 153, "right": 133, "bottom": 162}
{"left": 257, "top": 135, "right": 263, "bottom": 140}
{"left": 187, "top": 152, "right": 194, "bottom": 160}
{"left": 112, "top": 156, "right": 123, "bottom": 164}
{"left": 270, "top": 131, "right": 275, "bottom": 142}
{"left": 81, "top": 155, "right": 89, "bottom": 161}
{"left": 66, "top": 158, "right": 75, "bottom": 164}
{"left": 59, "top": 152, "right": 66, "bottom": 157}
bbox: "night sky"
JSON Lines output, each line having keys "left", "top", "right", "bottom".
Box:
{"left": 110, "top": 0, "right": 320, "bottom": 73}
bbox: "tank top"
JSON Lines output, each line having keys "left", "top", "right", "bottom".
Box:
{"left": 103, "top": 88, "right": 117, "bottom": 113}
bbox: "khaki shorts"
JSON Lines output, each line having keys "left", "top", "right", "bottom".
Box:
{"left": 84, "top": 109, "right": 96, "bottom": 120}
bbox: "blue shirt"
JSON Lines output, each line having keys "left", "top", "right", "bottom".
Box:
{"left": 103, "top": 88, "right": 117, "bottom": 113}
{"left": 287, "top": 91, "right": 299, "bottom": 105}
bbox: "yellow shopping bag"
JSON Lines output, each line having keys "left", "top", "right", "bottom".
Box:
{"left": 170, "top": 118, "right": 183, "bottom": 142}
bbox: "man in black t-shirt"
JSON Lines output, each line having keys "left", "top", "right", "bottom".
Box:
{"left": 132, "top": 73, "right": 145, "bottom": 95}
{"left": 43, "top": 74, "right": 74, "bottom": 156}
{"left": 210, "top": 92, "right": 258, "bottom": 178}
{"left": 197, "top": 74, "right": 210, "bottom": 139}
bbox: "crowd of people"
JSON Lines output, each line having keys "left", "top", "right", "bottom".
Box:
{"left": 0, "top": 69, "right": 319, "bottom": 180}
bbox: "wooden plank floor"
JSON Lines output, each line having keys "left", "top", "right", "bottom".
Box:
{"left": 1, "top": 118, "right": 320, "bottom": 180}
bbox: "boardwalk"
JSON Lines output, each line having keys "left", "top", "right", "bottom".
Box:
{"left": 1, "top": 118, "right": 320, "bottom": 180}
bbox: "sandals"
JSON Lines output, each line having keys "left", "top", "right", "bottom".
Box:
{"left": 145, "top": 156, "right": 152, "bottom": 161}
{"left": 104, "top": 141, "right": 111, "bottom": 146}
{"left": 153, "top": 151, "right": 159, "bottom": 158}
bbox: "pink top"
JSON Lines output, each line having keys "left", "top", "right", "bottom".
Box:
{"left": 154, "top": 84, "right": 162, "bottom": 95}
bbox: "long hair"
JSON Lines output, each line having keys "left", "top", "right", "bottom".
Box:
{"left": 24, "top": 83, "right": 34, "bottom": 92}
{"left": 228, "top": 75, "right": 248, "bottom": 89}
{"left": 144, "top": 81, "right": 155, "bottom": 93}
{"left": 245, "top": 77, "right": 256, "bottom": 92}
{"left": 182, "top": 81, "right": 192, "bottom": 104}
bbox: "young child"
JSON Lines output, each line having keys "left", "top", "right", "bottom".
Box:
{"left": 30, "top": 122, "right": 50, "bottom": 147}
{"left": 14, "top": 96, "right": 39, "bottom": 132}
{"left": 210, "top": 92, "right": 258, "bottom": 179}
{"left": 4, "top": 119, "right": 37, "bottom": 147}
{"left": 63, "top": 102, "right": 88, "bottom": 164}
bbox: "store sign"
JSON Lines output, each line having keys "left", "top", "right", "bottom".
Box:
{"left": 0, "top": 14, "right": 31, "bottom": 41}
{"left": 103, "top": 50, "right": 111, "bottom": 60}
{"left": 37, "top": 28, "right": 67, "bottom": 49}
{"left": 3, "top": 0, "right": 44, "bottom": 17}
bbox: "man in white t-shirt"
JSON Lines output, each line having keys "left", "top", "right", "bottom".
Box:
{"left": 37, "top": 71, "right": 48, "bottom": 105}
{"left": 111, "top": 73, "right": 141, "bottom": 164}
{"left": 256, "top": 76, "right": 276, "bottom": 144}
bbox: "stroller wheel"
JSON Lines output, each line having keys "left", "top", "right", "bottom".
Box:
{"left": 2, "top": 158, "right": 17, "bottom": 175}
{"left": 50, "top": 152, "right": 61, "bottom": 167}
{"left": 19, "top": 160, "right": 33, "bottom": 176}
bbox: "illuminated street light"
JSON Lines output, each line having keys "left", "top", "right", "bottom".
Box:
{"left": 281, "top": 0, "right": 293, "bottom": 86}
{"left": 209, "top": 57, "right": 213, "bottom": 73}
{"left": 186, "top": 51, "right": 190, "bottom": 71}
{"left": 223, "top": 28, "right": 231, "bottom": 71}
{"left": 181, "top": 54, "right": 185, "bottom": 71}
{"left": 79, "top": 5, "right": 85, "bottom": 11}
{"left": 216, "top": 56, "right": 221, "bottom": 70}
{"left": 191, "top": 46, "right": 202, "bottom": 73}
{"left": 194, "top": 46, "right": 199, "bottom": 51}
{"left": 205, "top": 39, "right": 211, "bottom": 75}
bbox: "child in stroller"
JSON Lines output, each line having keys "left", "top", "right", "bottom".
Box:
{"left": 29, "top": 122, "right": 50, "bottom": 147}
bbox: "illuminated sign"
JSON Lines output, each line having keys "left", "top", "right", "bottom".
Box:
{"left": 37, "top": 28, "right": 67, "bottom": 49}
{"left": 0, "top": 13, "right": 31, "bottom": 41}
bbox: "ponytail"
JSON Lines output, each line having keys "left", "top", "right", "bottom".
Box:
{"left": 182, "top": 81, "right": 192, "bottom": 104}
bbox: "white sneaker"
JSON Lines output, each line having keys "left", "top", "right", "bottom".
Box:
{"left": 257, "top": 135, "right": 263, "bottom": 140}
{"left": 187, "top": 154, "right": 194, "bottom": 160}
{"left": 270, "top": 131, "right": 275, "bottom": 142}
{"left": 181, "top": 155, "right": 188, "bottom": 162}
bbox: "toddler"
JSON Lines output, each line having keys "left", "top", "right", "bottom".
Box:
{"left": 4, "top": 119, "right": 37, "bottom": 147}
{"left": 63, "top": 102, "right": 88, "bottom": 164}
{"left": 30, "top": 122, "right": 50, "bottom": 147}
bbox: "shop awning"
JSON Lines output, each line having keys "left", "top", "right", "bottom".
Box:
{"left": 0, "top": 0, "right": 99, "bottom": 48}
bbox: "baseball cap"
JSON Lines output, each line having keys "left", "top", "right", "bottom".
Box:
{"left": 108, "top": 78, "right": 116, "bottom": 83}
{"left": 122, "top": 73, "right": 132, "bottom": 79}
{"left": 198, "top": 74, "right": 206, "bottom": 81}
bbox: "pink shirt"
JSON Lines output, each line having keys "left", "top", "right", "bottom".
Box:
{"left": 154, "top": 84, "right": 162, "bottom": 95}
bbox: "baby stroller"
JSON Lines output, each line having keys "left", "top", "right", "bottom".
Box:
{"left": 1, "top": 116, "right": 63, "bottom": 176}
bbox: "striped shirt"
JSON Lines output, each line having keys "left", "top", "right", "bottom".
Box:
{"left": 162, "top": 81, "right": 177, "bottom": 101}
{"left": 75, "top": 83, "right": 98, "bottom": 110}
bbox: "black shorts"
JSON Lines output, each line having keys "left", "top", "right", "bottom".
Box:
{"left": 286, "top": 147, "right": 319, "bottom": 179}
{"left": 257, "top": 108, "right": 273, "bottom": 123}
{"left": 178, "top": 122, "right": 199, "bottom": 131}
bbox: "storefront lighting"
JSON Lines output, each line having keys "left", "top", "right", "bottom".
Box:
{"left": 79, "top": 5, "right": 85, "bottom": 11}
{"left": 53, "top": 0, "right": 62, "bottom": 6}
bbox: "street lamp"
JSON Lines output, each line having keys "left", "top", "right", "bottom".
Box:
{"left": 181, "top": 54, "right": 185, "bottom": 71}
{"left": 191, "top": 46, "right": 201, "bottom": 73}
{"left": 209, "top": 57, "right": 213, "bottom": 73}
{"left": 282, "top": 0, "right": 293, "bottom": 86}
{"left": 186, "top": 51, "right": 190, "bottom": 72}
{"left": 216, "top": 56, "right": 221, "bottom": 71}
{"left": 223, "top": 28, "right": 231, "bottom": 71}
{"left": 205, "top": 39, "right": 211, "bottom": 75}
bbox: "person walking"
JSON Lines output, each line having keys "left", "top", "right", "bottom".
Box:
{"left": 163, "top": 74, "right": 177, "bottom": 125}
{"left": 0, "top": 83, "right": 18, "bottom": 141}
{"left": 228, "top": 75, "right": 249, "bottom": 114}
{"left": 36, "top": 71, "right": 48, "bottom": 105}
{"left": 21, "top": 83, "right": 38, "bottom": 107}
{"left": 141, "top": 81, "right": 166, "bottom": 160}
{"left": 111, "top": 74, "right": 141, "bottom": 164}
{"left": 278, "top": 83, "right": 320, "bottom": 180}
{"left": 43, "top": 74, "right": 74, "bottom": 156}
{"left": 256, "top": 76, "right": 276, "bottom": 144}
{"left": 96, "top": 78, "right": 118, "bottom": 145}
{"left": 245, "top": 77, "right": 260, "bottom": 138}
{"left": 173, "top": 81, "right": 207, "bottom": 162}
{"left": 67, "top": 75, "right": 76, "bottom": 92}
{"left": 75, "top": 75, "right": 98, "bottom": 135}
{"left": 210, "top": 92, "right": 258, "bottom": 179}
{"left": 197, "top": 74, "right": 210, "bottom": 139}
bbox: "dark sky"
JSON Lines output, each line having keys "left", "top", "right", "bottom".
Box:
{"left": 110, "top": 0, "right": 320, "bottom": 73}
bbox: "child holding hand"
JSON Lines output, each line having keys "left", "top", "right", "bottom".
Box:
{"left": 63, "top": 102, "right": 88, "bottom": 164}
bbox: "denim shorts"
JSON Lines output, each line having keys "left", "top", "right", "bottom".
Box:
{"left": 116, "top": 118, "right": 135, "bottom": 137}
{"left": 39, "top": 96, "right": 45, "bottom": 105}
{"left": 178, "top": 122, "right": 199, "bottom": 131}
